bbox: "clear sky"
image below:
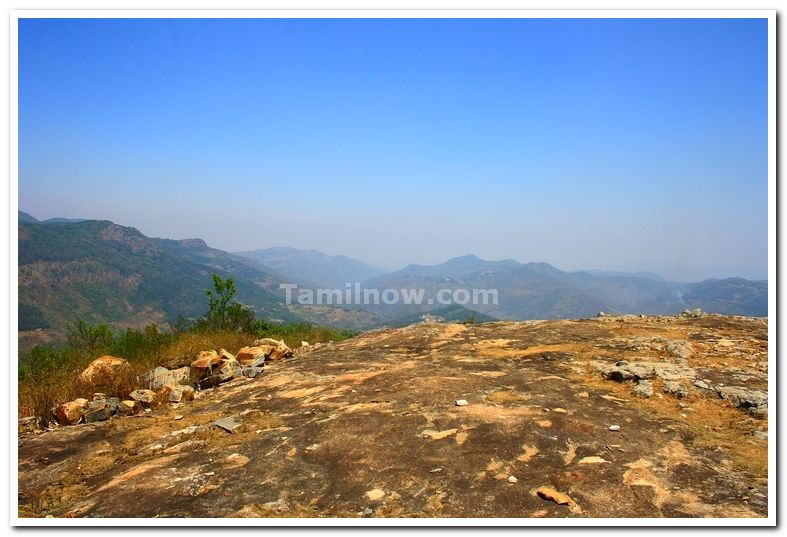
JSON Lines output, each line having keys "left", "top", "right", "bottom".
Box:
{"left": 19, "top": 17, "right": 768, "bottom": 281}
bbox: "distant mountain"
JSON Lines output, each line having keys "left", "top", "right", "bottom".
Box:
{"left": 18, "top": 210, "right": 87, "bottom": 224}
{"left": 18, "top": 211, "right": 38, "bottom": 223}
{"left": 17, "top": 211, "right": 767, "bottom": 346}
{"left": 580, "top": 269, "right": 665, "bottom": 281}
{"left": 391, "top": 254, "right": 522, "bottom": 279}
{"left": 389, "top": 304, "right": 497, "bottom": 327}
{"left": 362, "top": 255, "right": 767, "bottom": 320}
{"left": 236, "top": 247, "right": 387, "bottom": 289}
{"left": 40, "top": 217, "right": 88, "bottom": 224}
{"left": 153, "top": 238, "right": 282, "bottom": 293}
{"left": 680, "top": 277, "right": 768, "bottom": 317}
{"left": 18, "top": 219, "right": 302, "bottom": 337}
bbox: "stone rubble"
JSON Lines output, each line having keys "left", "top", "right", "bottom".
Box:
{"left": 47, "top": 338, "right": 294, "bottom": 428}
{"left": 631, "top": 380, "right": 654, "bottom": 398}
{"left": 595, "top": 352, "right": 768, "bottom": 415}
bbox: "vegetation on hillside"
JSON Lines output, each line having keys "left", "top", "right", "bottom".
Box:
{"left": 390, "top": 304, "right": 496, "bottom": 327}
{"left": 18, "top": 219, "right": 300, "bottom": 337}
{"left": 19, "top": 274, "right": 356, "bottom": 425}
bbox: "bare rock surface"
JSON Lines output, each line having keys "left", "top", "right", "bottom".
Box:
{"left": 18, "top": 315, "right": 768, "bottom": 518}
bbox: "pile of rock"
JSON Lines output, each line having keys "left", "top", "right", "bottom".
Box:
{"left": 55, "top": 393, "right": 134, "bottom": 425}
{"left": 594, "top": 358, "right": 768, "bottom": 415}
{"left": 50, "top": 339, "right": 293, "bottom": 427}
{"left": 239, "top": 338, "right": 294, "bottom": 362}
{"left": 595, "top": 359, "right": 696, "bottom": 400}
{"left": 715, "top": 385, "right": 768, "bottom": 416}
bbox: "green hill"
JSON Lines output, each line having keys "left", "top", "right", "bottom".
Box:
{"left": 390, "top": 305, "right": 497, "bottom": 327}
{"left": 18, "top": 219, "right": 300, "bottom": 336}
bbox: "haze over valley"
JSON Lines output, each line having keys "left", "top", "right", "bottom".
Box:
{"left": 18, "top": 211, "right": 767, "bottom": 350}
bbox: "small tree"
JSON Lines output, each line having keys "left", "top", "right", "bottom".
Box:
{"left": 67, "top": 319, "right": 114, "bottom": 358}
{"left": 202, "top": 274, "right": 256, "bottom": 332}
{"left": 205, "top": 274, "right": 236, "bottom": 329}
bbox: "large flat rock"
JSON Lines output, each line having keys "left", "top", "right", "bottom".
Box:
{"left": 18, "top": 315, "right": 769, "bottom": 518}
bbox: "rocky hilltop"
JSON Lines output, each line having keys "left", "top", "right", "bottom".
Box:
{"left": 18, "top": 313, "right": 768, "bottom": 519}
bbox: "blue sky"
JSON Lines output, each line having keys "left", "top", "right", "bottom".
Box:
{"left": 19, "top": 18, "right": 768, "bottom": 281}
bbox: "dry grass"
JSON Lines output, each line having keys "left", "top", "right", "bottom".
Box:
{"left": 19, "top": 331, "right": 268, "bottom": 424}
{"left": 19, "top": 361, "right": 151, "bottom": 424}
{"left": 571, "top": 366, "right": 768, "bottom": 477}
{"left": 156, "top": 332, "right": 255, "bottom": 367}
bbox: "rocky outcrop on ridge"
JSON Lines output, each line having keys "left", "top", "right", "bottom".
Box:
{"left": 18, "top": 315, "right": 768, "bottom": 518}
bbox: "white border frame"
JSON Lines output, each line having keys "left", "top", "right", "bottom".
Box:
{"left": 9, "top": 9, "right": 777, "bottom": 527}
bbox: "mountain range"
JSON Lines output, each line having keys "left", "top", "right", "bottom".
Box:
{"left": 18, "top": 211, "right": 767, "bottom": 346}
{"left": 236, "top": 247, "right": 386, "bottom": 289}
{"left": 361, "top": 254, "right": 766, "bottom": 321}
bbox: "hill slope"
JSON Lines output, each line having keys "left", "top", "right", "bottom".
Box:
{"left": 18, "top": 214, "right": 767, "bottom": 341}
{"left": 18, "top": 220, "right": 299, "bottom": 335}
{"left": 236, "top": 247, "right": 387, "bottom": 289}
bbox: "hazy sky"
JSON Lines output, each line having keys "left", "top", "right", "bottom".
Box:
{"left": 19, "top": 18, "right": 768, "bottom": 281}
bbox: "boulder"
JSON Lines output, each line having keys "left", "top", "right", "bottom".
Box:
{"left": 168, "top": 386, "right": 184, "bottom": 403}
{"left": 142, "top": 366, "right": 192, "bottom": 390}
{"left": 632, "top": 380, "right": 654, "bottom": 398}
{"left": 218, "top": 356, "right": 243, "bottom": 380}
{"left": 198, "top": 350, "right": 242, "bottom": 385}
{"left": 716, "top": 386, "right": 768, "bottom": 415}
{"left": 168, "top": 385, "right": 196, "bottom": 403}
{"left": 236, "top": 346, "right": 270, "bottom": 365}
{"left": 116, "top": 400, "right": 140, "bottom": 415}
{"left": 105, "top": 397, "right": 121, "bottom": 414}
{"left": 79, "top": 355, "right": 130, "bottom": 384}
{"left": 171, "top": 366, "right": 192, "bottom": 385}
{"left": 129, "top": 389, "right": 156, "bottom": 405}
{"left": 190, "top": 350, "right": 221, "bottom": 370}
{"left": 55, "top": 398, "right": 90, "bottom": 425}
{"left": 242, "top": 366, "right": 264, "bottom": 378}
{"left": 662, "top": 381, "right": 688, "bottom": 398}
{"left": 219, "top": 348, "right": 237, "bottom": 361}
{"left": 189, "top": 350, "right": 225, "bottom": 385}
{"left": 83, "top": 400, "right": 111, "bottom": 423}
{"left": 597, "top": 361, "right": 696, "bottom": 383}
{"left": 198, "top": 354, "right": 243, "bottom": 388}
{"left": 249, "top": 338, "right": 293, "bottom": 362}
